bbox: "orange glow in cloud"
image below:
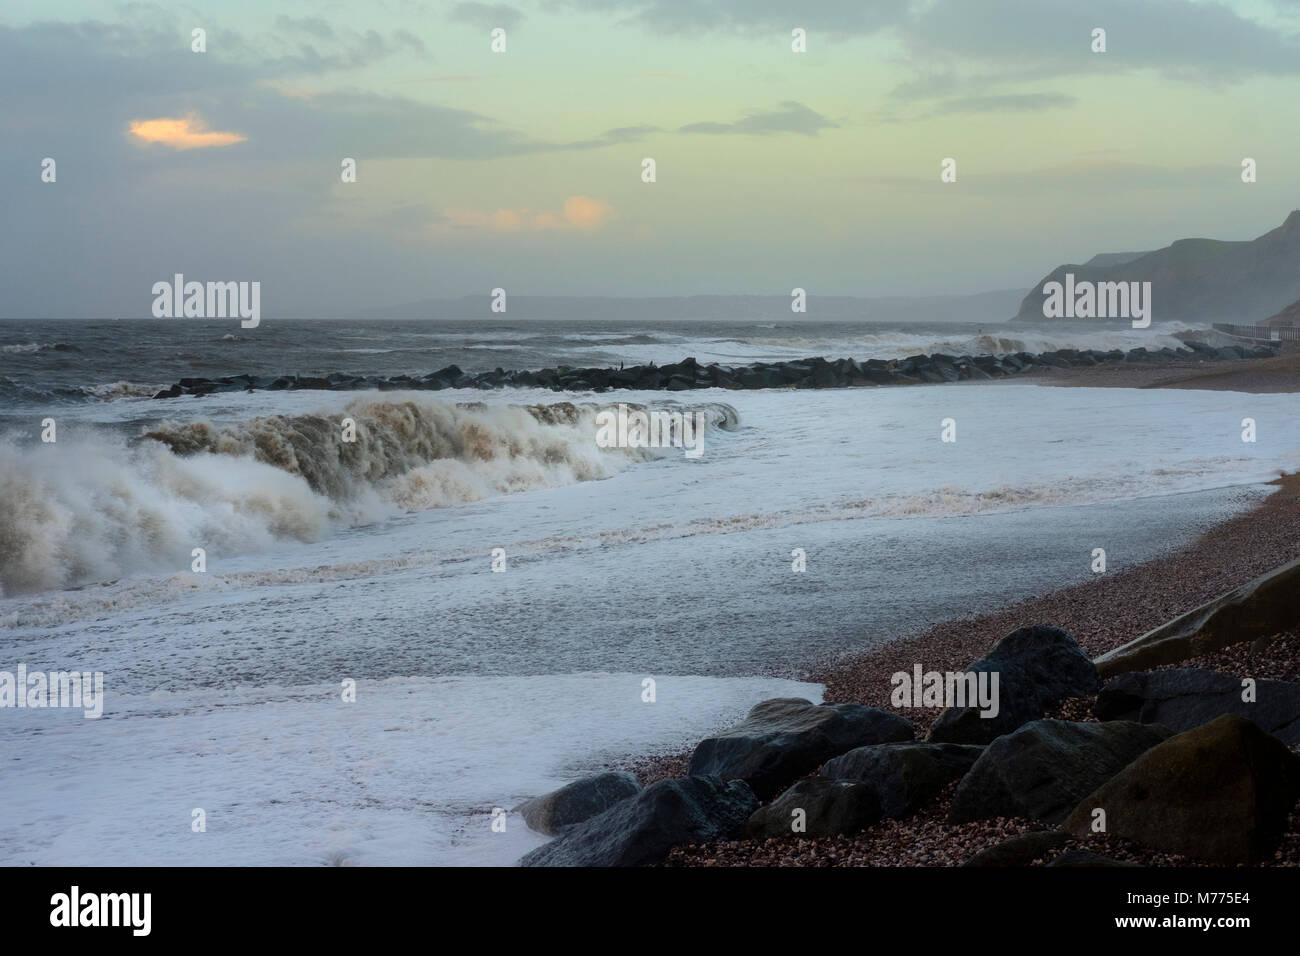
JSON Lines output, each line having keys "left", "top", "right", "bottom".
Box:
{"left": 440, "top": 196, "right": 613, "bottom": 233}
{"left": 562, "top": 195, "right": 612, "bottom": 230}
{"left": 128, "top": 113, "right": 247, "bottom": 150}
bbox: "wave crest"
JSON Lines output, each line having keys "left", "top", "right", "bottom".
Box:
{"left": 0, "top": 397, "right": 737, "bottom": 595}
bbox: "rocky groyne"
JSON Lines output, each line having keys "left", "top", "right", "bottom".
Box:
{"left": 150, "top": 341, "right": 1280, "bottom": 399}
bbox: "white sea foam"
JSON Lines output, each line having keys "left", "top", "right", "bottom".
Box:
{"left": 587, "top": 321, "right": 1209, "bottom": 367}
{"left": 0, "top": 673, "right": 821, "bottom": 866}
{"left": 0, "top": 395, "right": 736, "bottom": 595}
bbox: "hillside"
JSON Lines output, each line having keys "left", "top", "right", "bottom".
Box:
{"left": 1013, "top": 211, "right": 1300, "bottom": 324}
{"left": 1264, "top": 296, "right": 1300, "bottom": 327}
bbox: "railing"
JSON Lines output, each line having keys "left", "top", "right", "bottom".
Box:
{"left": 1211, "top": 323, "right": 1300, "bottom": 342}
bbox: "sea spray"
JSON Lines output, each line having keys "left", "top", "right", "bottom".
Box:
{"left": 0, "top": 396, "right": 737, "bottom": 595}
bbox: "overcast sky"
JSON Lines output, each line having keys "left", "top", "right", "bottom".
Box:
{"left": 3, "top": 0, "right": 1300, "bottom": 316}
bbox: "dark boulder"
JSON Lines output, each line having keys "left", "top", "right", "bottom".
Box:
{"left": 928, "top": 625, "right": 1100, "bottom": 745}
{"left": 821, "top": 741, "right": 982, "bottom": 818}
{"left": 1063, "top": 714, "right": 1300, "bottom": 864}
{"left": 516, "top": 771, "right": 642, "bottom": 836}
{"left": 1094, "top": 556, "right": 1300, "bottom": 677}
{"left": 949, "top": 719, "right": 1170, "bottom": 824}
{"left": 519, "top": 775, "right": 757, "bottom": 867}
{"left": 687, "top": 698, "right": 916, "bottom": 799}
{"left": 742, "top": 777, "right": 882, "bottom": 838}
{"left": 1095, "top": 668, "right": 1300, "bottom": 744}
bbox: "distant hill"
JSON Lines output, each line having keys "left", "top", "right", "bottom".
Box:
{"left": 1080, "top": 251, "right": 1152, "bottom": 269}
{"left": 1263, "top": 296, "right": 1300, "bottom": 327}
{"left": 1012, "top": 210, "right": 1300, "bottom": 324}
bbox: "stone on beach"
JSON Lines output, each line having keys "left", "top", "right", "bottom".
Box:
{"left": 1094, "top": 667, "right": 1300, "bottom": 744}
{"left": 516, "top": 771, "right": 642, "bottom": 836}
{"left": 820, "top": 741, "right": 983, "bottom": 819}
{"left": 1093, "top": 556, "right": 1300, "bottom": 677}
{"left": 948, "top": 719, "right": 1171, "bottom": 824}
{"left": 742, "top": 777, "right": 883, "bottom": 838}
{"left": 927, "top": 625, "right": 1100, "bottom": 745}
{"left": 686, "top": 697, "right": 916, "bottom": 799}
{"left": 1063, "top": 714, "right": 1300, "bottom": 864}
{"left": 518, "top": 775, "right": 757, "bottom": 867}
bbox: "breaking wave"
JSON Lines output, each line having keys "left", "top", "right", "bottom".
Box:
{"left": 0, "top": 342, "right": 78, "bottom": 354}
{"left": 0, "top": 396, "right": 738, "bottom": 595}
{"left": 726, "top": 321, "right": 1211, "bottom": 362}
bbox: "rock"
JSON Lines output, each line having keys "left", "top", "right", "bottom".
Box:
{"left": 961, "top": 830, "right": 1070, "bottom": 867}
{"left": 1094, "top": 556, "right": 1300, "bottom": 677}
{"left": 821, "top": 741, "right": 982, "bottom": 818}
{"left": 1096, "top": 668, "right": 1300, "bottom": 744}
{"left": 742, "top": 777, "right": 882, "bottom": 838}
{"left": 949, "top": 719, "right": 1171, "bottom": 824}
{"left": 1063, "top": 714, "right": 1300, "bottom": 864}
{"left": 928, "top": 625, "right": 1100, "bottom": 745}
{"left": 151, "top": 341, "right": 1289, "bottom": 400}
{"left": 687, "top": 698, "right": 916, "bottom": 798}
{"left": 810, "top": 366, "right": 838, "bottom": 388}
{"left": 516, "top": 771, "right": 642, "bottom": 835}
{"left": 518, "top": 775, "right": 757, "bottom": 867}
{"left": 1046, "top": 849, "right": 1138, "bottom": 867}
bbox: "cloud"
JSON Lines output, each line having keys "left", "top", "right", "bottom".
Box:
{"left": 851, "top": 159, "right": 1233, "bottom": 195}
{"left": 561, "top": 195, "right": 614, "bottom": 228}
{"left": 549, "top": 0, "right": 908, "bottom": 35}
{"left": 679, "top": 102, "right": 837, "bottom": 136}
{"left": 0, "top": 18, "right": 660, "bottom": 166}
{"left": 601, "top": 125, "right": 660, "bottom": 142}
{"left": 273, "top": 16, "right": 336, "bottom": 39}
{"left": 896, "top": 0, "right": 1300, "bottom": 88}
{"left": 930, "top": 92, "right": 1076, "bottom": 115}
{"left": 437, "top": 195, "right": 614, "bottom": 232}
{"left": 260, "top": 27, "right": 427, "bottom": 73}
{"left": 127, "top": 113, "right": 248, "bottom": 150}
{"left": 449, "top": 2, "right": 524, "bottom": 32}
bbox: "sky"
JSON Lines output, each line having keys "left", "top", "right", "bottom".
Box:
{"left": 3, "top": 0, "right": 1300, "bottom": 316}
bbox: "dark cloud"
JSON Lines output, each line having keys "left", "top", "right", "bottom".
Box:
{"left": 930, "top": 92, "right": 1077, "bottom": 115}
{"left": 448, "top": 2, "right": 525, "bottom": 32}
{"left": 273, "top": 16, "right": 336, "bottom": 39}
{"left": 851, "top": 160, "right": 1235, "bottom": 195}
{"left": 600, "top": 125, "right": 660, "bottom": 142}
{"left": 678, "top": 102, "right": 837, "bottom": 136}
{"left": 546, "top": 0, "right": 908, "bottom": 35}
{"left": 899, "top": 0, "right": 1300, "bottom": 84}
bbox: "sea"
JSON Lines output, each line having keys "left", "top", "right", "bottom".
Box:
{"left": 2, "top": 317, "right": 1297, "bottom": 865}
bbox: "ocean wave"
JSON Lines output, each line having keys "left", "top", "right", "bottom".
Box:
{"left": 727, "top": 321, "right": 1206, "bottom": 361}
{"left": 80, "top": 381, "right": 165, "bottom": 402}
{"left": 0, "top": 377, "right": 162, "bottom": 406}
{"left": 0, "top": 342, "right": 79, "bottom": 354}
{"left": 0, "top": 396, "right": 738, "bottom": 596}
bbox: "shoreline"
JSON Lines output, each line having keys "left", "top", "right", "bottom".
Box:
{"left": 1006, "top": 349, "right": 1300, "bottom": 393}
{"left": 623, "top": 469, "right": 1300, "bottom": 865}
